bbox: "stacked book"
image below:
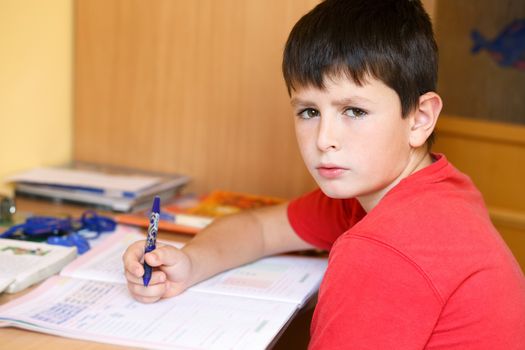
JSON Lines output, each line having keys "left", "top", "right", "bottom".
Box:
{"left": 7, "top": 164, "right": 190, "bottom": 212}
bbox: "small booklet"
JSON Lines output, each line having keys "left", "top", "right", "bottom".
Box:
{"left": 8, "top": 164, "right": 190, "bottom": 212}
{"left": 115, "top": 190, "right": 286, "bottom": 234}
{"left": 0, "top": 239, "right": 77, "bottom": 294}
{"left": 0, "top": 226, "right": 327, "bottom": 350}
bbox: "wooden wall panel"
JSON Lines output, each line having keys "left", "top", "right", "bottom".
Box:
{"left": 74, "top": 0, "right": 319, "bottom": 199}
{"left": 74, "top": 0, "right": 436, "bottom": 199}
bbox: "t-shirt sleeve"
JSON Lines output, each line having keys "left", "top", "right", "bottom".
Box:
{"left": 287, "top": 189, "right": 366, "bottom": 251}
{"left": 310, "top": 235, "right": 443, "bottom": 349}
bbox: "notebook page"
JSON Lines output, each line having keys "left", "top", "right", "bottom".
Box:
{"left": 191, "top": 255, "right": 328, "bottom": 305}
{"left": 0, "top": 276, "right": 297, "bottom": 350}
{"left": 62, "top": 225, "right": 327, "bottom": 305}
{"left": 60, "top": 226, "right": 183, "bottom": 284}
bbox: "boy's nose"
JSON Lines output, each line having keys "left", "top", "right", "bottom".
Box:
{"left": 316, "top": 116, "right": 341, "bottom": 151}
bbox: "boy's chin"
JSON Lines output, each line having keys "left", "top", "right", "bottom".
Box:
{"left": 317, "top": 184, "right": 354, "bottom": 199}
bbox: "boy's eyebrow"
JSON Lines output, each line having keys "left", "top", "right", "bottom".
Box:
{"left": 290, "top": 97, "right": 310, "bottom": 107}
{"left": 290, "top": 95, "right": 373, "bottom": 107}
{"left": 331, "top": 96, "right": 373, "bottom": 106}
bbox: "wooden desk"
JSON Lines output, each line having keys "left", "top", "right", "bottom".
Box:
{"left": 0, "top": 197, "right": 312, "bottom": 349}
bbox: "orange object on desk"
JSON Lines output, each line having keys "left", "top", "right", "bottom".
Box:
{"left": 115, "top": 190, "right": 285, "bottom": 234}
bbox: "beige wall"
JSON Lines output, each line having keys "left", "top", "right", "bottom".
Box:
{"left": 0, "top": 0, "right": 73, "bottom": 195}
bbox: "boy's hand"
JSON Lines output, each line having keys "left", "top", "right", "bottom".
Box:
{"left": 122, "top": 240, "right": 192, "bottom": 303}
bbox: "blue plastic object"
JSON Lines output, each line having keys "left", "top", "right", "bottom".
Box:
{"left": 0, "top": 211, "right": 117, "bottom": 254}
{"left": 47, "top": 233, "right": 91, "bottom": 254}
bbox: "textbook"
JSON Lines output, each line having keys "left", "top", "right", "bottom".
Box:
{"left": 115, "top": 190, "right": 285, "bottom": 234}
{"left": 0, "top": 226, "right": 328, "bottom": 350}
{"left": 8, "top": 164, "right": 190, "bottom": 212}
{"left": 0, "top": 239, "right": 77, "bottom": 294}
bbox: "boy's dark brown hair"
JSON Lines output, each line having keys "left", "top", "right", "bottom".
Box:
{"left": 282, "top": 0, "right": 438, "bottom": 146}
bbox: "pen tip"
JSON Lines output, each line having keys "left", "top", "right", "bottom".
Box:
{"left": 152, "top": 196, "right": 160, "bottom": 213}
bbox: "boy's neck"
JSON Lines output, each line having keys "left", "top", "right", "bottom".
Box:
{"left": 357, "top": 150, "right": 433, "bottom": 213}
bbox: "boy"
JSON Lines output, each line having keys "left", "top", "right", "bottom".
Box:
{"left": 123, "top": 0, "right": 525, "bottom": 348}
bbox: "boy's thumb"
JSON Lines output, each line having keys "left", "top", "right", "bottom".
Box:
{"left": 145, "top": 245, "right": 181, "bottom": 267}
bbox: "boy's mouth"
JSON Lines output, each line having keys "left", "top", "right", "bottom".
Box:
{"left": 316, "top": 164, "right": 347, "bottom": 179}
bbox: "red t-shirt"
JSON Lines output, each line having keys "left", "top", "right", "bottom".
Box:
{"left": 288, "top": 154, "right": 525, "bottom": 349}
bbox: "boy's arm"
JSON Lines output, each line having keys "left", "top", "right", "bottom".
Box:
{"left": 123, "top": 202, "right": 316, "bottom": 303}
{"left": 183, "top": 202, "right": 315, "bottom": 284}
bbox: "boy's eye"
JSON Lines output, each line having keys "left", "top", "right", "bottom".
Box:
{"left": 297, "top": 108, "right": 320, "bottom": 119}
{"left": 344, "top": 107, "right": 367, "bottom": 119}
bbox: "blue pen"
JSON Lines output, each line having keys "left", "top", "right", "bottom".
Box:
{"left": 143, "top": 196, "right": 160, "bottom": 286}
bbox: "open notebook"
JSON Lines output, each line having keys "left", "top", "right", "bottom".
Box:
{"left": 0, "top": 226, "right": 327, "bottom": 350}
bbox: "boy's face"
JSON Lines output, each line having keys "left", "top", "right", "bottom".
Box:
{"left": 290, "top": 75, "right": 419, "bottom": 210}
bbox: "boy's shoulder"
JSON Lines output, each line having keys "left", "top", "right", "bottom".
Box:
{"left": 335, "top": 153, "right": 521, "bottom": 302}
{"left": 388, "top": 153, "right": 477, "bottom": 199}
{"left": 361, "top": 154, "right": 486, "bottom": 237}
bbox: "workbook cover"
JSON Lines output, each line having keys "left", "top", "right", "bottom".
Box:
{"left": 0, "top": 239, "right": 77, "bottom": 294}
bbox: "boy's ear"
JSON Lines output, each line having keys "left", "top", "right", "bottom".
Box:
{"left": 409, "top": 92, "right": 443, "bottom": 148}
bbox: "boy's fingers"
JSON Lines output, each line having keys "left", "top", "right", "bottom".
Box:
{"left": 125, "top": 261, "right": 144, "bottom": 279}
{"left": 125, "top": 270, "right": 143, "bottom": 284}
{"left": 144, "top": 245, "right": 184, "bottom": 267}
{"left": 122, "top": 240, "right": 150, "bottom": 277}
{"left": 125, "top": 270, "right": 166, "bottom": 285}
{"left": 123, "top": 240, "right": 146, "bottom": 261}
{"left": 134, "top": 295, "right": 162, "bottom": 304}
{"left": 127, "top": 280, "right": 166, "bottom": 303}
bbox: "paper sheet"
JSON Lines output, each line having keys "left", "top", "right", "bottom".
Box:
{"left": 0, "top": 276, "right": 298, "bottom": 350}
{"left": 61, "top": 226, "right": 183, "bottom": 284}
{"left": 192, "top": 255, "right": 328, "bottom": 305}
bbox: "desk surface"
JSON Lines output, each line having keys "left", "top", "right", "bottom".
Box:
{"left": 0, "top": 197, "right": 311, "bottom": 349}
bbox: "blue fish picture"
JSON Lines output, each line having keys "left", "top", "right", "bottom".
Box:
{"left": 471, "top": 18, "right": 525, "bottom": 70}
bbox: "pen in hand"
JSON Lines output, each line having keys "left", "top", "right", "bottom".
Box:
{"left": 143, "top": 196, "right": 160, "bottom": 287}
